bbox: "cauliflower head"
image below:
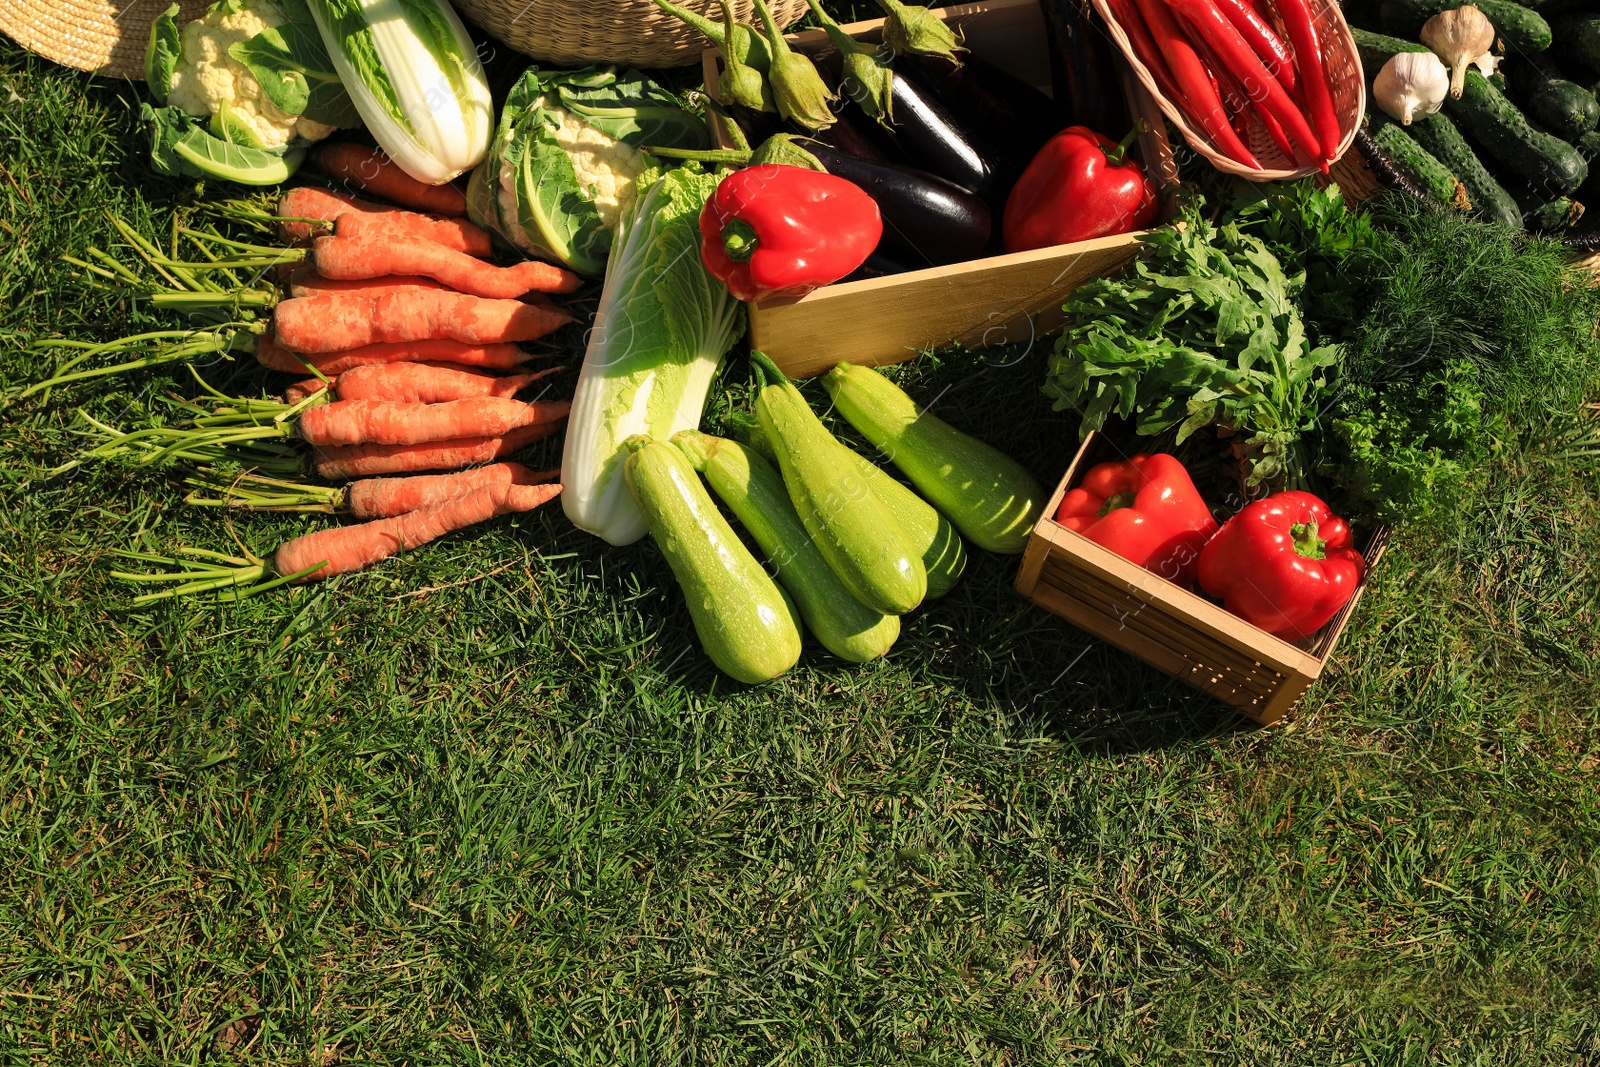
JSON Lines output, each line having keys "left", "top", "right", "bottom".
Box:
{"left": 166, "top": 0, "right": 334, "bottom": 149}
{"left": 541, "top": 98, "right": 650, "bottom": 230}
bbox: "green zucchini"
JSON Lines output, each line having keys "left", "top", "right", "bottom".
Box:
{"left": 1381, "top": 0, "right": 1553, "bottom": 52}
{"left": 1368, "top": 113, "right": 1466, "bottom": 206}
{"left": 1449, "top": 71, "right": 1588, "bottom": 192}
{"left": 750, "top": 351, "right": 927, "bottom": 615}
{"left": 820, "top": 362, "right": 1045, "bottom": 555}
{"left": 842, "top": 449, "right": 967, "bottom": 598}
{"left": 672, "top": 430, "right": 900, "bottom": 663}
{"left": 1408, "top": 111, "right": 1524, "bottom": 226}
{"left": 738, "top": 418, "right": 967, "bottom": 598}
{"left": 622, "top": 435, "right": 802, "bottom": 684}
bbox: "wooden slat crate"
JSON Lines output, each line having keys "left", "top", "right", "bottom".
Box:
{"left": 702, "top": 0, "right": 1181, "bottom": 378}
{"left": 1014, "top": 433, "right": 1387, "bottom": 724}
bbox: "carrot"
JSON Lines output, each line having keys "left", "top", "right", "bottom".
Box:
{"left": 284, "top": 361, "right": 562, "bottom": 404}
{"left": 272, "top": 292, "right": 574, "bottom": 353}
{"left": 272, "top": 479, "right": 563, "bottom": 583}
{"left": 311, "top": 422, "right": 563, "bottom": 480}
{"left": 288, "top": 266, "right": 445, "bottom": 299}
{"left": 320, "top": 219, "right": 583, "bottom": 298}
{"left": 344, "top": 462, "right": 556, "bottom": 519}
{"left": 276, "top": 187, "right": 492, "bottom": 257}
{"left": 309, "top": 143, "right": 470, "bottom": 217}
{"left": 296, "top": 396, "right": 571, "bottom": 447}
{"left": 255, "top": 330, "right": 536, "bottom": 376}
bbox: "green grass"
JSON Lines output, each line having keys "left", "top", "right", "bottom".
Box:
{"left": 2, "top": 37, "right": 1599, "bottom": 1066}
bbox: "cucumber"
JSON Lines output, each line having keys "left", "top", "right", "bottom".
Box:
{"left": 737, "top": 418, "right": 967, "bottom": 598}
{"left": 1510, "top": 57, "right": 1600, "bottom": 139}
{"left": 1351, "top": 28, "right": 1430, "bottom": 80}
{"left": 843, "top": 449, "right": 967, "bottom": 598}
{"left": 1368, "top": 113, "right": 1466, "bottom": 205}
{"left": 673, "top": 431, "right": 900, "bottom": 663}
{"left": 1409, "top": 111, "right": 1525, "bottom": 226}
{"left": 1520, "top": 193, "right": 1585, "bottom": 229}
{"left": 750, "top": 352, "right": 927, "bottom": 615}
{"left": 1553, "top": 14, "right": 1600, "bottom": 73}
{"left": 820, "top": 362, "right": 1045, "bottom": 555}
{"left": 622, "top": 435, "right": 802, "bottom": 684}
{"left": 1449, "top": 71, "right": 1588, "bottom": 192}
{"left": 1381, "top": 0, "right": 1553, "bottom": 52}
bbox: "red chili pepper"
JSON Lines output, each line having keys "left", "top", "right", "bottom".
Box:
{"left": 1196, "top": 490, "right": 1365, "bottom": 640}
{"left": 1162, "top": 0, "right": 1324, "bottom": 167}
{"left": 1002, "top": 124, "right": 1161, "bottom": 252}
{"left": 1056, "top": 453, "right": 1219, "bottom": 586}
{"left": 1213, "top": 0, "right": 1299, "bottom": 98}
{"left": 1105, "top": 0, "right": 1187, "bottom": 109}
{"left": 698, "top": 164, "right": 882, "bottom": 303}
{"left": 1272, "top": 0, "right": 1342, "bottom": 162}
{"left": 1131, "top": 0, "right": 1261, "bottom": 169}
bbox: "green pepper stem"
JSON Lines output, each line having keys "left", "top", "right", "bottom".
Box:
{"left": 1097, "top": 490, "right": 1137, "bottom": 517}
{"left": 1103, "top": 120, "right": 1149, "bottom": 167}
{"left": 1290, "top": 520, "right": 1326, "bottom": 560}
{"left": 721, "top": 218, "right": 760, "bottom": 262}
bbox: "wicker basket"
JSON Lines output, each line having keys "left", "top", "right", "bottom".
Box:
{"left": 1090, "top": 0, "right": 1365, "bottom": 180}
{"left": 453, "top": 0, "right": 812, "bottom": 67}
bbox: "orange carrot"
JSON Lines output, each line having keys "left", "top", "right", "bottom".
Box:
{"left": 296, "top": 396, "right": 571, "bottom": 447}
{"left": 284, "top": 361, "right": 562, "bottom": 404}
{"left": 274, "top": 480, "right": 563, "bottom": 582}
{"left": 255, "top": 331, "right": 536, "bottom": 376}
{"left": 288, "top": 266, "right": 445, "bottom": 299}
{"left": 272, "top": 292, "right": 574, "bottom": 353}
{"left": 309, "top": 143, "right": 469, "bottom": 217}
{"left": 276, "top": 186, "right": 492, "bottom": 256}
{"left": 345, "top": 462, "right": 557, "bottom": 519}
{"left": 320, "top": 219, "right": 583, "bottom": 298}
{"left": 311, "top": 422, "right": 562, "bottom": 480}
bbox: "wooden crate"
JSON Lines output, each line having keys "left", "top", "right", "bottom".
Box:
{"left": 1014, "top": 433, "right": 1388, "bottom": 724}
{"left": 701, "top": 0, "right": 1180, "bottom": 379}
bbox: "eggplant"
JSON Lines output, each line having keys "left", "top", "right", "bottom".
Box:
{"left": 901, "top": 52, "right": 1061, "bottom": 163}
{"left": 843, "top": 76, "right": 995, "bottom": 197}
{"left": 806, "top": 109, "right": 889, "bottom": 162}
{"left": 796, "top": 139, "right": 992, "bottom": 266}
{"left": 1040, "top": 0, "right": 1130, "bottom": 135}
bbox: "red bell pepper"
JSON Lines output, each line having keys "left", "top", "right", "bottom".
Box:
{"left": 1002, "top": 125, "right": 1160, "bottom": 253}
{"left": 1196, "top": 490, "right": 1366, "bottom": 640}
{"left": 698, "top": 164, "right": 882, "bottom": 303}
{"left": 1056, "top": 453, "right": 1219, "bottom": 586}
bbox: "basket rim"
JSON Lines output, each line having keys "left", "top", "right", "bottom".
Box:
{"left": 1088, "top": 0, "right": 1366, "bottom": 181}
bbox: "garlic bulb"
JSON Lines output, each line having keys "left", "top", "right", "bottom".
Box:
{"left": 1374, "top": 52, "right": 1450, "bottom": 125}
{"left": 1471, "top": 51, "right": 1499, "bottom": 78}
{"left": 1421, "top": 6, "right": 1497, "bottom": 99}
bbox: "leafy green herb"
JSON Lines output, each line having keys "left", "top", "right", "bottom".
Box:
{"left": 1046, "top": 202, "right": 1340, "bottom": 487}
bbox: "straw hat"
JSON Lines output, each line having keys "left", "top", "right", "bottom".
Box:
{"left": 0, "top": 0, "right": 209, "bottom": 79}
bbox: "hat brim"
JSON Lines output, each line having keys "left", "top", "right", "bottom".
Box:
{"left": 0, "top": 0, "right": 210, "bottom": 79}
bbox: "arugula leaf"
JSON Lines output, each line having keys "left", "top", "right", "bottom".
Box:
{"left": 1046, "top": 203, "right": 1341, "bottom": 488}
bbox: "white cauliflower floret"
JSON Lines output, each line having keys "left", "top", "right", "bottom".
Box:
{"left": 541, "top": 97, "right": 650, "bottom": 229}
{"left": 166, "top": 0, "right": 334, "bottom": 149}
